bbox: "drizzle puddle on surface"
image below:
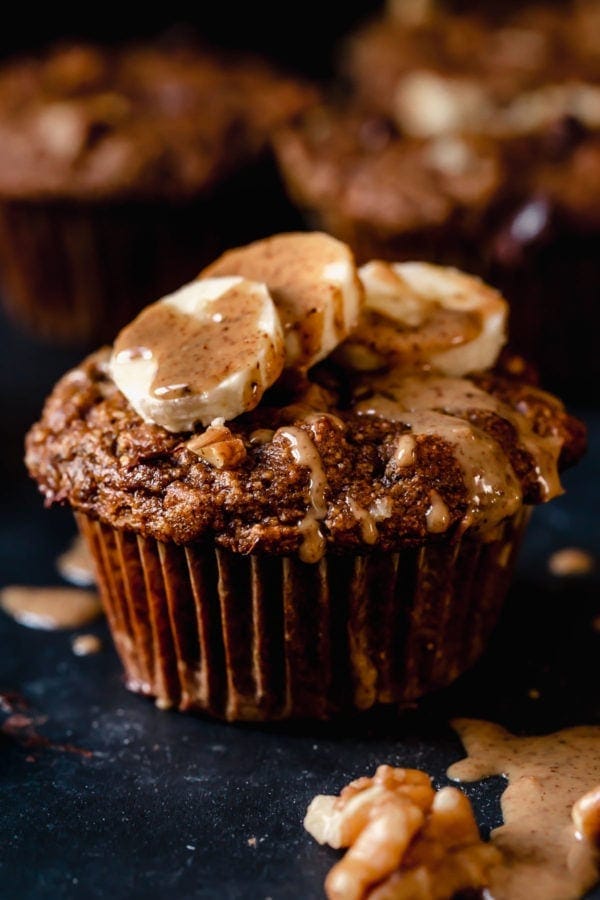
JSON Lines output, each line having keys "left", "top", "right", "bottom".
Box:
{"left": 0, "top": 585, "right": 102, "bottom": 630}
{"left": 448, "top": 718, "right": 600, "bottom": 900}
{"left": 56, "top": 533, "right": 96, "bottom": 587}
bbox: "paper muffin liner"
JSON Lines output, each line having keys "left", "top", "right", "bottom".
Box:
{"left": 0, "top": 198, "right": 222, "bottom": 344}
{"left": 76, "top": 508, "right": 530, "bottom": 721}
{"left": 488, "top": 232, "right": 600, "bottom": 399}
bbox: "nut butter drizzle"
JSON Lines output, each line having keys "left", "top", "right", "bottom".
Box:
{"left": 448, "top": 718, "right": 600, "bottom": 900}
{"left": 380, "top": 375, "right": 563, "bottom": 500}
{"left": 355, "top": 373, "right": 566, "bottom": 533}
{"left": 357, "top": 400, "right": 523, "bottom": 533}
{"left": 276, "top": 425, "right": 328, "bottom": 563}
{"left": 56, "top": 534, "right": 95, "bottom": 586}
{"left": 425, "top": 489, "right": 451, "bottom": 533}
{"left": 0, "top": 585, "right": 102, "bottom": 630}
{"left": 114, "top": 286, "right": 267, "bottom": 403}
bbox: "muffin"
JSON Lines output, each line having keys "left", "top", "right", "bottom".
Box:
{"left": 0, "top": 40, "right": 313, "bottom": 343}
{"left": 25, "top": 233, "right": 586, "bottom": 721}
{"left": 274, "top": 0, "right": 600, "bottom": 395}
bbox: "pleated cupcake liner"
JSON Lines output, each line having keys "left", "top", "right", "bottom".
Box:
{"left": 76, "top": 508, "right": 530, "bottom": 721}
{"left": 0, "top": 157, "right": 304, "bottom": 346}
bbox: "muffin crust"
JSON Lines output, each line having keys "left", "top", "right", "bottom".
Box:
{"left": 25, "top": 349, "right": 585, "bottom": 556}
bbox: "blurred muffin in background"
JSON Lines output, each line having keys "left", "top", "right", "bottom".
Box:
{"left": 274, "top": 0, "right": 600, "bottom": 395}
{"left": 0, "top": 39, "right": 315, "bottom": 343}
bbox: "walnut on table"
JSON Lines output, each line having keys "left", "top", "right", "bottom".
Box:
{"left": 304, "top": 765, "right": 500, "bottom": 900}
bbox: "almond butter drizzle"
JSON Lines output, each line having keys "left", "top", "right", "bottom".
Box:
{"left": 356, "top": 400, "right": 523, "bottom": 534}
{"left": 425, "top": 489, "right": 451, "bottom": 533}
{"left": 448, "top": 718, "right": 600, "bottom": 900}
{"left": 347, "top": 498, "right": 379, "bottom": 545}
{"left": 56, "top": 533, "right": 95, "bottom": 587}
{"left": 113, "top": 284, "right": 271, "bottom": 403}
{"left": 204, "top": 233, "right": 358, "bottom": 367}
{"left": 276, "top": 425, "right": 329, "bottom": 563}
{"left": 393, "top": 433, "right": 417, "bottom": 467}
{"left": 354, "top": 372, "right": 566, "bottom": 534}
{"left": 1, "top": 585, "right": 102, "bottom": 630}
{"left": 377, "top": 375, "right": 563, "bottom": 501}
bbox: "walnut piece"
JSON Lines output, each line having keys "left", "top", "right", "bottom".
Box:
{"left": 186, "top": 424, "right": 246, "bottom": 469}
{"left": 305, "top": 765, "right": 500, "bottom": 900}
{"left": 572, "top": 786, "right": 600, "bottom": 843}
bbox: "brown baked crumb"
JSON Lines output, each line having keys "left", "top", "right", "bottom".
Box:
{"left": 304, "top": 765, "right": 500, "bottom": 900}
{"left": 24, "top": 349, "right": 585, "bottom": 554}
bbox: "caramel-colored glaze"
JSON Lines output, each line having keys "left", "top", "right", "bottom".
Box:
{"left": 113, "top": 284, "right": 269, "bottom": 402}
{"left": 448, "top": 718, "right": 600, "bottom": 900}
{"left": 354, "top": 371, "right": 566, "bottom": 534}
{"left": 425, "top": 488, "right": 451, "bottom": 533}
{"left": 1, "top": 585, "right": 102, "bottom": 630}
{"left": 375, "top": 375, "right": 563, "bottom": 501}
{"left": 360, "top": 305, "right": 482, "bottom": 365}
{"left": 356, "top": 402, "right": 523, "bottom": 533}
{"left": 347, "top": 497, "right": 379, "bottom": 544}
{"left": 56, "top": 533, "right": 95, "bottom": 586}
{"left": 276, "top": 425, "right": 329, "bottom": 563}
{"left": 392, "top": 434, "right": 417, "bottom": 467}
{"left": 204, "top": 233, "right": 357, "bottom": 366}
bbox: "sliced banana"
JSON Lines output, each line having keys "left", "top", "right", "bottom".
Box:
{"left": 109, "top": 276, "right": 285, "bottom": 432}
{"left": 336, "top": 260, "right": 507, "bottom": 376}
{"left": 203, "top": 232, "right": 363, "bottom": 370}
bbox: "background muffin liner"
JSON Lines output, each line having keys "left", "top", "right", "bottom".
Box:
{"left": 76, "top": 508, "right": 530, "bottom": 721}
{"left": 0, "top": 162, "right": 302, "bottom": 345}
{"left": 0, "top": 198, "right": 222, "bottom": 345}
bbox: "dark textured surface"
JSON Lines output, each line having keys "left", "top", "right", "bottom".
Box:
{"left": 1, "top": 305, "right": 600, "bottom": 899}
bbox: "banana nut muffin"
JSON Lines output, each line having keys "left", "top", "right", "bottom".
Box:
{"left": 0, "top": 40, "right": 314, "bottom": 342}
{"left": 274, "top": 0, "right": 600, "bottom": 394}
{"left": 25, "top": 233, "right": 586, "bottom": 721}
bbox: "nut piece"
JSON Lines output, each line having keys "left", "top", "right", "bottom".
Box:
{"left": 186, "top": 424, "right": 247, "bottom": 469}
{"left": 305, "top": 765, "right": 500, "bottom": 900}
{"left": 572, "top": 786, "right": 600, "bottom": 843}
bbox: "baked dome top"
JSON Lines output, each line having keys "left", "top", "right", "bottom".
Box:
{"left": 0, "top": 42, "right": 313, "bottom": 200}
{"left": 25, "top": 348, "right": 585, "bottom": 557}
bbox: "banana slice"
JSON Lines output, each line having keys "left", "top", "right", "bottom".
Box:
{"left": 109, "top": 276, "right": 285, "bottom": 432}
{"left": 203, "top": 232, "right": 363, "bottom": 370}
{"left": 336, "top": 261, "right": 507, "bottom": 376}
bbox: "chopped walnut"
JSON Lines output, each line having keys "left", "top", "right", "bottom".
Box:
{"left": 305, "top": 765, "right": 500, "bottom": 900}
{"left": 186, "top": 424, "right": 246, "bottom": 469}
{"left": 572, "top": 786, "right": 600, "bottom": 844}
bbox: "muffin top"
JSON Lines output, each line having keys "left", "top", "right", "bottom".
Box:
{"left": 25, "top": 233, "right": 586, "bottom": 561}
{"left": 0, "top": 42, "right": 314, "bottom": 201}
{"left": 274, "top": 0, "right": 600, "bottom": 240}
{"left": 275, "top": 110, "right": 505, "bottom": 239}
{"left": 346, "top": 0, "right": 600, "bottom": 128}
